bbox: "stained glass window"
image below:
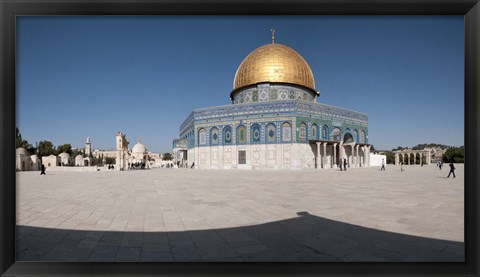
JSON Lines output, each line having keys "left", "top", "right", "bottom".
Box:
{"left": 210, "top": 127, "right": 219, "bottom": 145}
{"left": 282, "top": 122, "right": 291, "bottom": 142}
{"left": 360, "top": 130, "right": 366, "bottom": 143}
{"left": 322, "top": 125, "right": 329, "bottom": 139}
{"left": 312, "top": 124, "right": 318, "bottom": 140}
{"left": 251, "top": 124, "right": 261, "bottom": 143}
{"left": 299, "top": 123, "right": 307, "bottom": 142}
{"left": 223, "top": 126, "right": 232, "bottom": 144}
{"left": 198, "top": 128, "right": 206, "bottom": 145}
{"left": 266, "top": 123, "right": 276, "bottom": 143}
{"left": 237, "top": 125, "right": 246, "bottom": 144}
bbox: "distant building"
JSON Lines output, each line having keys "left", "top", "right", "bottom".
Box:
{"left": 16, "top": 148, "right": 40, "bottom": 171}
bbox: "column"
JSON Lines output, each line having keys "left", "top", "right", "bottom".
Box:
{"left": 413, "top": 153, "right": 416, "bottom": 165}
{"left": 316, "top": 142, "right": 320, "bottom": 169}
{"left": 350, "top": 145, "right": 354, "bottom": 168}
{"left": 407, "top": 153, "right": 410, "bottom": 165}
{"left": 322, "top": 142, "right": 327, "bottom": 169}
{"left": 419, "top": 152, "right": 423, "bottom": 165}
{"left": 351, "top": 145, "right": 355, "bottom": 167}
{"left": 333, "top": 143, "right": 337, "bottom": 168}
{"left": 339, "top": 143, "right": 344, "bottom": 167}
{"left": 356, "top": 145, "right": 360, "bottom": 167}
{"left": 366, "top": 145, "right": 371, "bottom": 167}
{"left": 426, "top": 150, "right": 431, "bottom": 164}
{"left": 362, "top": 146, "right": 367, "bottom": 167}
{"left": 395, "top": 153, "right": 399, "bottom": 165}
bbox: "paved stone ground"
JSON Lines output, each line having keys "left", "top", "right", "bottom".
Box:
{"left": 16, "top": 164, "right": 464, "bottom": 262}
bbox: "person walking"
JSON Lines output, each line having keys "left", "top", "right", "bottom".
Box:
{"left": 439, "top": 161, "right": 443, "bottom": 170}
{"left": 40, "top": 164, "right": 46, "bottom": 175}
{"left": 343, "top": 158, "right": 347, "bottom": 171}
{"left": 447, "top": 162, "right": 456, "bottom": 178}
{"left": 380, "top": 159, "right": 385, "bottom": 171}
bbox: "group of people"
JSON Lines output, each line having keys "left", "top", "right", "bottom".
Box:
{"left": 160, "top": 161, "right": 195, "bottom": 169}
{"left": 129, "top": 162, "right": 146, "bottom": 170}
{"left": 107, "top": 164, "right": 115, "bottom": 170}
{"left": 436, "top": 160, "right": 455, "bottom": 178}
{"left": 436, "top": 160, "right": 444, "bottom": 170}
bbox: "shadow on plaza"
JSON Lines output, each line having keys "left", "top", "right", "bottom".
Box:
{"left": 16, "top": 211, "right": 464, "bottom": 262}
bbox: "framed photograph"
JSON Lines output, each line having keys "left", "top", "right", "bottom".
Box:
{"left": 1, "top": 0, "right": 479, "bottom": 276}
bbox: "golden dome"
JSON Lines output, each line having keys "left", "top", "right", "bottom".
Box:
{"left": 233, "top": 43, "right": 315, "bottom": 91}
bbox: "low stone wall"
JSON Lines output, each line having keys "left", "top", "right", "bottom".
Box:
{"left": 45, "top": 166, "right": 100, "bottom": 172}
{"left": 369, "top": 154, "right": 387, "bottom": 167}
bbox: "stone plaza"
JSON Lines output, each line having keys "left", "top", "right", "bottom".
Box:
{"left": 16, "top": 164, "right": 464, "bottom": 262}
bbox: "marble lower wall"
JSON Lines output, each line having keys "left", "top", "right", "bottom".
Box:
{"left": 191, "top": 143, "right": 319, "bottom": 169}
{"left": 188, "top": 143, "right": 371, "bottom": 170}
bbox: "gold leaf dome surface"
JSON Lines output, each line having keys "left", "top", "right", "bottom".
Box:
{"left": 233, "top": 43, "right": 315, "bottom": 91}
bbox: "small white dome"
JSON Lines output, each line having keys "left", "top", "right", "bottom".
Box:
{"left": 59, "top": 152, "right": 71, "bottom": 158}
{"left": 16, "top": 148, "right": 29, "bottom": 156}
{"left": 75, "top": 155, "right": 84, "bottom": 160}
{"left": 132, "top": 141, "right": 146, "bottom": 154}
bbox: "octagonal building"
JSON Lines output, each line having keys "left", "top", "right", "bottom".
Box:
{"left": 173, "top": 36, "right": 372, "bottom": 169}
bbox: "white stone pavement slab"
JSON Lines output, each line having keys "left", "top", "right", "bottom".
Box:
{"left": 16, "top": 164, "right": 464, "bottom": 262}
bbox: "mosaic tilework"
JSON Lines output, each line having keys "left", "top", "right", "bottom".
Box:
{"left": 182, "top": 100, "right": 367, "bottom": 126}
{"left": 177, "top": 99, "right": 369, "bottom": 148}
{"left": 232, "top": 84, "right": 316, "bottom": 104}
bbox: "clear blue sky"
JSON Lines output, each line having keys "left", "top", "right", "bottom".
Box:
{"left": 16, "top": 16, "right": 464, "bottom": 153}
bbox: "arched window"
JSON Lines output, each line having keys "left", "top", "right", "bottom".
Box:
{"left": 322, "top": 125, "right": 329, "bottom": 139}
{"left": 237, "top": 125, "right": 246, "bottom": 144}
{"left": 223, "top": 126, "right": 232, "bottom": 145}
{"left": 299, "top": 122, "right": 307, "bottom": 143}
{"left": 251, "top": 124, "right": 261, "bottom": 143}
{"left": 360, "top": 130, "right": 365, "bottom": 143}
{"left": 332, "top": 127, "right": 341, "bottom": 141}
{"left": 198, "top": 128, "right": 206, "bottom": 145}
{"left": 343, "top": 132, "right": 354, "bottom": 143}
{"left": 266, "top": 123, "right": 276, "bottom": 143}
{"left": 311, "top": 124, "right": 318, "bottom": 140}
{"left": 210, "top": 127, "right": 219, "bottom": 145}
{"left": 354, "top": 129, "right": 359, "bottom": 143}
{"left": 281, "top": 122, "right": 292, "bottom": 142}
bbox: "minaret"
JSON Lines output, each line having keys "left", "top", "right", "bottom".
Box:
{"left": 85, "top": 137, "right": 92, "bottom": 157}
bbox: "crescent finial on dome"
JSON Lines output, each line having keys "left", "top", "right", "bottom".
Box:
{"left": 271, "top": 28, "right": 275, "bottom": 44}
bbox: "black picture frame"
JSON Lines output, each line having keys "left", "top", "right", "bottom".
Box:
{"left": 1, "top": 0, "right": 478, "bottom": 276}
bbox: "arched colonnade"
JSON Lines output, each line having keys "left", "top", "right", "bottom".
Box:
{"left": 313, "top": 141, "right": 371, "bottom": 169}
{"left": 394, "top": 149, "right": 432, "bottom": 165}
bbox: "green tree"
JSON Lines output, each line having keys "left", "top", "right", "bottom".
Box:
{"left": 55, "top": 144, "right": 72, "bottom": 155}
{"left": 442, "top": 146, "right": 464, "bottom": 163}
{"left": 71, "top": 149, "right": 83, "bottom": 158}
{"left": 105, "top": 157, "right": 116, "bottom": 164}
{"left": 384, "top": 151, "right": 395, "bottom": 164}
{"left": 162, "top": 153, "right": 173, "bottom": 161}
{"left": 15, "top": 128, "right": 32, "bottom": 150}
{"left": 92, "top": 157, "right": 103, "bottom": 166}
{"left": 37, "top": 140, "right": 54, "bottom": 157}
